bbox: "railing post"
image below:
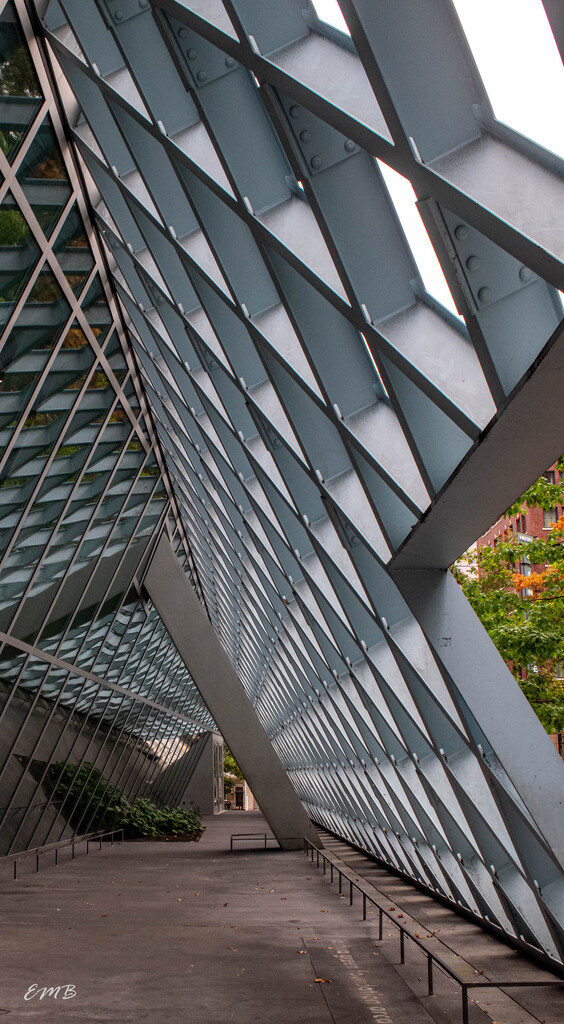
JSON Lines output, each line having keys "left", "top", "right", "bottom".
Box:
{"left": 378, "top": 908, "right": 383, "bottom": 941}
{"left": 99, "top": 838, "right": 102, "bottom": 851}
{"left": 350, "top": 880, "right": 353, "bottom": 905}
{"left": 316, "top": 850, "right": 319, "bottom": 868}
{"left": 363, "top": 893, "right": 367, "bottom": 920}
{"left": 72, "top": 842, "right": 75, "bottom": 860}
{"left": 55, "top": 849, "right": 58, "bottom": 866}
{"left": 322, "top": 855, "right": 326, "bottom": 875}
{"left": 427, "top": 954, "right": 433, "bottom": 996}
{"left": 462, "top": 985, "right": 469, "bottom": 1024}
{"left": 36, "top": 854, "right": 39, "bottom": 873}
{"left": 13, "top": 860, "right": 16, "bottom": 880}
{"left": 330, "top": 862, "right": 334, "bottom": 883}
{"left": 339, "top": 870, "right": 342, "bottom": 894}
{"left": 400, "top": 928, "right": 405, "bottom": 964}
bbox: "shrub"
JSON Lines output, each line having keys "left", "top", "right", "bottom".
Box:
{"left": 46, "top": 762, "right": 203, "bottom": 839}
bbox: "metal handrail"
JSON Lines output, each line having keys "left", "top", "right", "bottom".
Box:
{"left": 1, "top": 828, "right": 124, "bottom": 879}
{"left": 304, "top": 839, "right": 564, "bottom": 1024}
{"left": 230, "top": 832, "right": 277, "bottom": 851}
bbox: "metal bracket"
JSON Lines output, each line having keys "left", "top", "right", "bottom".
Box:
{"left": 439, "top": 206, "right": 537, "bottom": 312}
{"left": 103, "top": 0, "right": 151, "bottom": 26}
{"left": 167, "top": 15, "right": 239, "bottom": 88}
{"left": 278, "top": 93, "right": 360, "bottom": 176}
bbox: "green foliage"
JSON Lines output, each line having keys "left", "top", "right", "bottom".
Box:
{"left": 46, "top": 762, "right": 203, "bottom": 839}
{"left": 0, "top": 209, "right": 30, "bottom": 246}
{"left": 0, "top": 43, "right": 41, "bottom": 98}
{"left": 224, "top": 747, "right": 243, "bottom": 780}
{"left": 47, "top": 761, "right": 120, "bottom": 831}
{"left": 453, "top": 489, "right": 564, "bottom": 733}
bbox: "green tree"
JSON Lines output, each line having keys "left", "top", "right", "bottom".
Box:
{"left": 453, "top": 465, "right": 564, "bottom": 733}
{"left": 224, "top": 747, "right": 243, "bottom": 780}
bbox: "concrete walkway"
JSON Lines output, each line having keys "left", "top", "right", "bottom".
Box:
{"left": 0, "top": 811, "right": 562, "bottom": 1023}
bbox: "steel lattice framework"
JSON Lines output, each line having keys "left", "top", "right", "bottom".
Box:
{"left": 0, "top": 0, "right": 214, "bottom": 858}
{"left": 1, "top": 0, "right": 564, "bottom": 965}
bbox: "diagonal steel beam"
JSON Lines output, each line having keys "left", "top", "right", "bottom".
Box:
{"left": 142, "top": 533, "right": 319, "bottom": 850}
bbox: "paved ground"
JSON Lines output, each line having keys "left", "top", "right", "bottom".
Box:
{"left": 0, "top": 811, "right": 562, "bottom": 1023}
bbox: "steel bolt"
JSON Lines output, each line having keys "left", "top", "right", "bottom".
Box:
{"left": 300, "top": 130, "right": 311, "bottom": 143}
{"left": 519, "top": 266, "right": 532, "bottom": 282}
{"left": 310, "top": 155, "right": 322, "bottom": 170}
{"left": 225, "top": 56, "right": 235, "bottom": 68}
{"left": 344, "top": 139, "right": 356, "bottom": 153}
{"left": 139, "top": 0, "right": 148, "bottom": 8}
{"left": 466, "top": 255, "right": 480, "bottom": 271}
{"left": 289, "top": 104, "right": 301, "bottom": 119}
{"left": 114, "top": 10, "right": 124, "bottom": 21}
{"left": 187, "top": 48, "right": 197, "bottom": 59}
{"left": 454, "top": 224, "right": 468, "bottom": 240}
{"left": 177, "top": 28, "right": 187, "bottom": 38}
{"left": 196, "top": 70, "right": 207, "bottom": 82}
{"left": 478, "top": 286, "right": 492, "bottom": 303}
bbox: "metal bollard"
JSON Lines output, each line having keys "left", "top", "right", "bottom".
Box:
{"left": 462, "top": 985, "right": 469, "bottom": 1024}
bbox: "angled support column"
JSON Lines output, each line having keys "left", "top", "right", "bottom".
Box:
{"left": 143, "top": 535, "right": 319, "bottom": 850}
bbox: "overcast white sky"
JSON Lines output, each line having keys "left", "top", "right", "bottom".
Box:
{"left": 313, "top": 0, "right": 564, "bottom": 314}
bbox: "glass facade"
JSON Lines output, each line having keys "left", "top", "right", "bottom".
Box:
{"left": 0, "top": 1, "right": 214, "bottom": 858}
{"left": 0, "top": 0, "right": 563, "bottom": 966}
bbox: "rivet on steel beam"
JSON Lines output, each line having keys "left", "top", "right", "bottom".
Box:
{"left": 225, "top": 56, "right": 236, "bottom": 68}
{"left": 344, "top": 139, "right": 356, "bottom": 153}
{"left": 466, "top": 255, "right": 480, "bottom": 271}
{"left": 139, "top": 0, "right": 148, "bottom": 8}
{"left": 299, "top": 130, "right": 311, "bottom": 143}
{"left": 289, "top": 105, "right": 301, "bottom": 119}
{"left": 454, "top": 224, "right": 469, "bottom": 240}
{"left": 177, "top": 27, "right": 187, "bottom": 38}
{"left": 187, "top": 48, "right": 197, "bottom": 59}
{"left": 478, "top": 286, "right": 492, "bottom": 303}
{"left": 196, "top": 70, "right": 207, "bottom": 82}
{"left": 310, "top": 155, "right": 322, "bottom": 169}
{"left": 519, "top": 266, "right": 533, "bottom": 282}
{"left": 114, "top": 10, "right": 124, "bottom": 21}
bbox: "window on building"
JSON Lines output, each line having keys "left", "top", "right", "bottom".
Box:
{"left": 543, "top": 507, "right": 558, "bottom": 528}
